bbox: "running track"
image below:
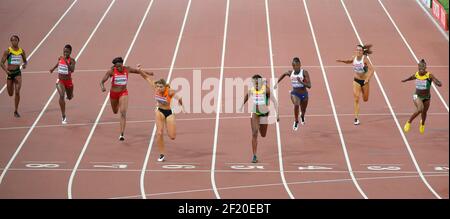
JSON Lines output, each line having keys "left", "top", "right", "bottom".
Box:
{"left": 0, "top": 0, "right": 448, "bottom": 199}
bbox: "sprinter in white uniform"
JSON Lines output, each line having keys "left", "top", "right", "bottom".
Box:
{"left": 336, "top": 44, "right": 374, "bottom": 125}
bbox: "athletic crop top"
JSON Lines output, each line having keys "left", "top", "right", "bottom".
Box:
{"left": 155, "top": 87, "right": 172, "bottom": 105}
{"left": 111, "top": 67, "right": 128, "bottom": 87}
{"left": 290, "top": 69, "right": 305, "bottom": 88}
{"left": 353, "top": 55, "right": 367, "bottom": 74}
{"left": 7, "top": 47, "right": 24, "bottom": 65}
{"left": 415, "top": 72, "right": 432, "bottom": 91}
{"left": 57, "top": 57, "right": 72, "bottom": 76}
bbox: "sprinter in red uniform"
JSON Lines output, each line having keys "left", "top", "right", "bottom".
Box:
{"left": 50, "top": 44, "right": 76, "bottom": 124}
{"left": 100, "top": 57, "right": 153, "bottom": 141}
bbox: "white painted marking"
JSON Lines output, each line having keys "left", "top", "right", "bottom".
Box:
{"left": 298, "top": 165, "right": 334, "bottom": 170}
{"left": 25, "top": 163, "right": 60, "bottom": 168}
{"left": 161, "top": 165, "right": 196, "bottom": 169}
{"left": 230, "top": 165, "right": 265, "bottom": 170}
{"left": 140, "top": 0, "right": 192, "bottom": 199}
{"left": 303, "top": 0, "right": 367, "bottom": 198}
{"left": 265, "top": 0, "right": 294, "bottom": 199}
{"left": 93, "top": 164, "right": 128, "bottom": 169}
{"left": 341, "top": 0, "right": 442, "bottom": 199}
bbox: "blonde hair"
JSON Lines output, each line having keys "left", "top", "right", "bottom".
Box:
{"left": 155, "top": 78, "right": 169, "bottom": 88}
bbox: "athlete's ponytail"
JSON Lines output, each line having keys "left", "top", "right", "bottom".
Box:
{"left": 357, "top": 44, "right": 373, "bottom": 55}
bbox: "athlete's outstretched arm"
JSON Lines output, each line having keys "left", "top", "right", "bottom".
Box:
{"left": 336, "top": 56, "right": 354, "bottom": 64}
{"left": 100, "top": 69, "right": 112, "bottom": 92}
{"left": 134, "top": 64, "right": 155, "bottom": 89}
{"left": 1, "top": 50, "right": 9, "bottom": 75}
{"left": 49, "top": 58, "right": 59, "bottom": 74}
{"left": 128, "top": 65, "right": 153, "bottom": 76}
{"left": 401, "top": 74, "right": 415, "bottom": 83}
{"left": 274, "top": 71, "right": 290, "bottom": 89}
{"left": 239, "top": 90, "right": 250, "bottom": 112}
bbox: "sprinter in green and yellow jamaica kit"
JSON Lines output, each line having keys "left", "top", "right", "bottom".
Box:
{"left": 240, "top": 74, "right": 279, "bottom": 163}
{"left": 402, "top": 59, "right": 442, "bottom": 134}
{"left": 1, "top": 35, "right": 28, "bottom": 118}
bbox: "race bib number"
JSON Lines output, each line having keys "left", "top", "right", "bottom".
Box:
{"left": 114, "top": 75, "right": 127, "bottom": 85}
{"left": 10, "top": 55, "right": 22, "bottom": 65}
{"left": 58, "top": 64, "right": 69, "bottom": 74}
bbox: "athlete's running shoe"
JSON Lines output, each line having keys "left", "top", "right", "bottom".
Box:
{"left": 419, "top": 120, "right": 425, "bottom": 134}
{"left": 14, "top": 111, "right": 20, "bottom": 118}
{"left": 119, "top": 134, "right": 125, "bottom": 141}
{"left": 158, "top": 154, "right": 165, "bottom": 162}
{"left": 293, "top": 121, "right": 299, "bottom": 131}
{"left": 62, "top": 116, "right": 67, "bottom": 124}
{"left": 252, "top": 155, "right": 258, "bottom": 163}
{"left": 300, "top": 116, "right": 305, "bottom": 125}
{"left": 354, "top": 118, "right": 360, "bottom": 125}
{"left": 403, "top": 121, "right": 411, "bottom": 133}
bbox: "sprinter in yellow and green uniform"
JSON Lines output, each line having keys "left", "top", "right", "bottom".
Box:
{"left": 1, "top": 35, "right": 28, "bottom": 118}
{"left": 240, "top": 74, "right": 279, "bottom": 163}
{"left": 402, "top": 59, "right": 442, "bottom": 134}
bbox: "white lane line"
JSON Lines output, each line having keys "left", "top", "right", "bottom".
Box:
{"left": 379, "top": 0, "right": 448, "bottom": 111}
{"left": 303, "top": 0, "right": 367, "bottom": 199}
{"left": 0, "top": 0, "right": 84, "bottom": 185}
{"left": 89, "top": 161, "right": 134, "bottom": 164}
{"left": 68, "top": 0, "right": 155, "bottom": 199}
{"left": 140, "top": 0, "right": 192, "bottom": 199}
{"left": 0, "top": 0, "right": 79, "bottom": 95}
{"left": 110, "top": 173, "right": 448, "bottom": 199}
{"left": 0, "top": 112, "right": 447, "bottom": 131}
{"left": 209, "top": 0, "right": 230, "bottom": 200}
{"left": 414, "top": 0, "right": 449, "bottom": 41}
{"left": 19, "top": 64, "right": 449, "bottom": 74}
{"left": 265, "top": 0, "right": 294, "bottom": 199}
{"left": 20, "top": 161, "right": 67, "bottom": 164}
{"left": 4, "top": 167, "right": 448, "bottom": 175}
{"left": 66, "top": 0, "right": 124, "bottom": 199}
{"left": 340, "top": 0, "right": 441, "bottom": 199}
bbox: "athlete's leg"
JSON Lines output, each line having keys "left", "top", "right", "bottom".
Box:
{"left": 56, "top": 82, "right": 67, "bottom": 118}
{"left": 251, "top": 114, "right": 260, "bottom": 156}
{"left": 155, "top": 109, "right": 166, "bottom": 155}
{"left": 361, "top": 82, "right": 370, "bottom": 102}
{"left": 13, "top": 76, "right": 22, "bottom": 114}
{"left": 165, "top": 114, "right": 176, "bottom": 140}
{"left": 353, "top": 81, "right": 362, "bottom": 120}
{"left": 118, "top": 94, "right": 128, "bottom": 136}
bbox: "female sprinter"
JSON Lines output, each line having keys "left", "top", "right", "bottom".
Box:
{"left": 50, "top": 44, "right": 76, "bottom": 124}
{"left": 240, "top": 74, "right": 279, "bottom": 163}
{"left": 402, "top": 59, "right": 442, "bottom": 134}
{"left": 336, "top": 44, "right": 374, "bottom": 125}
{"left": 138, "top": 65, "right": 184, "bottom": 162}
{"left": 100, "top": 57, "right": 152, "bottom": 141}
{"left": 274, "top": 57, "right": 311, "bottom": 131}
{"left": 1, "top": 35, "right": 27, "bottom": 117}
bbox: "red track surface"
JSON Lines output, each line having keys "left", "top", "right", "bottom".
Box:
{"left": 0, "top": 0, "right": 448, "bottom": 199}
